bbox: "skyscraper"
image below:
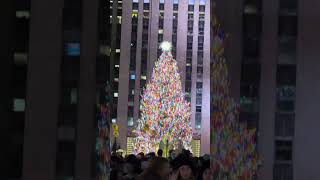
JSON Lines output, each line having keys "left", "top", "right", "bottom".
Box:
{"left": 112, "top": 0, "right": 211, "bottom": 156}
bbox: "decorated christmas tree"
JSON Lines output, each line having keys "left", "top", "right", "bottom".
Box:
{"left": 133, "top": 42, "right": 193, "bottom": 154}
{"left": 211, "top": 2, "right": 259, "bottom": 179}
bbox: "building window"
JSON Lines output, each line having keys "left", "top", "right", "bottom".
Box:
{"left": 65, "top": 43, "right": 80, "bottom": 56}
{"left": 191, "top": 140, "right": 201, "bottom": 157}
{"left": 196, "top": 97, "right": 202, "bottom": 105}
{"left": 199, "top": 5, "right": 205, "bottom": 12}
{"left": 275, "top": 140, "right": 292, "bottom": 161}
{"left": 56, "top": 141, "right": 75, "bottom": 178}
{"left": 186, "top": 50, "right": 193, "bottom": 58}
{"left": 127, "top": 137, "right": 134, "bottom": 155}
{"left": 199, "top": 0, "right": 206, "bottom": 5}
{"left": 128, "top": 117, "right": 134, "bottom": 127}
{"left": 185, "top": 81, "right": 191, "bottom": 93}
{"left": 159, "top": 18, "right": 164, "bottom": 29}
{"left": 244, "top": 0, "right": 262, "bottom": 14}
{"left": 275, "top": 113, "right": 295, "bottom": 137}
{"left": 274, "top": 164, "right": 293, "bottom": 180}
{"left": 278, "top": 16, "right": 297, "bottom": 38}
{"left": 199, "top": 15, "right": 205, "bottom": 22}
{"left": 159, "top": 0, "right": 164, "bottom": 10}
{"left": 13, "top": 98, "right": 26, "bottom": 112}
{"left": 143, "top": 3, "right": 149, "bottom": 10}
{"left": 279, "top": 0, "right": 297, "bottom": 15}
{"left": 133, "top": 2, "right": 139, "bottom": 10}
{"left": 186, "top": 66, "right": 192, "bottom": 80}
{"left": 158, "top": 34, "right": 163, "bottom": 43}
{"left": 62, "top": 87, "right": 78, "bottom": 105}
{"left": 173, "top": 4, "right": 179, "bottom": 11}
{"left": 196, "top": 106, "right": 202, "bottom": 113}
{"left": 277, "top": 65, "right": 296, "bottom": 86}
{"left": 195, "top": 112, "right": 201, "bottom": 129}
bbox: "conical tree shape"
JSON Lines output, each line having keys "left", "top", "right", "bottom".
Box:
{"left": 133, "top": 42, "right": 192, "bottom": 154}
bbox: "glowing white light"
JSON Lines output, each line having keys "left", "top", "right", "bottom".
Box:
{"left": 160, "top": 41, "right": 172, "bottom": 52}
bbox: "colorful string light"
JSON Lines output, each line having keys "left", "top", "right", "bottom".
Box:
{"left": 95, "top": 85, "right": 110, "bottom": 180}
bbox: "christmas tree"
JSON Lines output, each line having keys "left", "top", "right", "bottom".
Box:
{"left": 133, "top": 42, "right": 193, "bottom": 154}
{"left": 211, "top": 2, "right": 259, "bottom": 179}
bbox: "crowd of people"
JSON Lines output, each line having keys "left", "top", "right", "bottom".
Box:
{"left": 110, "top": 149, "right": 212, "bottom": 180}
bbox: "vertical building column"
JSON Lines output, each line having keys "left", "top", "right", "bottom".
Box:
{"left": 117, "top": 0, "right": 132, "bottom": 150}
{"left": 147, "top": 0, "right": 160, "bottom": 80}
{"left": 191, "top": 0, "right": 200, "bottom": 132}
{"left": 176, "top": 0, "right": 188, "bottom": 91}
{"left": 74, "top": 0, "right": 99, "bottom": 179}
{"left": 294, "top": 0, "right": 320, "bottom": 178}
{"left": 201, "top": 0, "right": 211, "bottom": 155}
{"left": 258, "top": 0, "right": 278, "bottom": 179}
{"left": 163, "top": 0, "right": 173, "bottom": 41}
{"left": 133, "top": 1, "right": 144, "bottom": 122}
{"left": 0, "top": 0, "right": 14, "bottom": 176}
{"left": 23, "top": 0, "right": 63, "bottom": 179}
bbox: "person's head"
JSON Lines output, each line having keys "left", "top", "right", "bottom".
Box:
{"left": 137, "top": 152, "right": 145, "bottom": 159}
{"left": 197, "top": 160, "right": 212, "bottom": 180}
{"left": 157, "top": 149, "right": 163, "bottom": 157}
{"left": 179, "top": 165, "right": 193, "bottom": 180}
{"left": 124, "top": 154, "right": 140, "bottom": 175}
{"left": 172, "top": 154, "right": 195, "bottom": 180}
{"left": 169, "top": 150, "right": 177, "bottom": 160}
{"left": 149, "top": 157, "right": 170, "bottom": 177}
{"left": 146, "top": 152, "right": 156, "bottom": 159}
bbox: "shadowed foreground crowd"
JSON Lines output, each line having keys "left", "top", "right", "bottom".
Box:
{"left": 111, "top": 149, "right": 212, "bottom": 180}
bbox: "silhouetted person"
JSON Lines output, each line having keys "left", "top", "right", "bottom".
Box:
{"left": 157, "top": 149, "right": 163, "bottom": 157}
{"left": 137, "top": 157, "right": 170, "bottom": 180}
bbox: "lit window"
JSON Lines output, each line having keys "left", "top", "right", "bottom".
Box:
{"left": 13, "top": 98, "right": 25, "bottom": 112}
{"left": 116, "top": 49, "right": 121, "bottom": 53}
{"left": 130, "top": 74, "right": 136, "bottom": 80}
{"left": 132, "top": 89, "right": 135, "bottom": 95}
{"left": 191, "top": 140, "right": 201, "bottom": 157}
{"left": 141, "top": 75, "right": 147, "bottom": 80}
{"left": 70, "top": 88, "right": 78, "bottom": 104}
{"left": 112, "top": 118, "right": 117, "bottom": 123}
{"left": 16, "top": 11, "right": 30, "bottom": 18}
{"left": 65, "top": 43, "right": 80, "bottom": 56}
{"left": 127, "top": 137, "right": 134, "bottom": 155}
{"left": 115, "top": 64, "right": 120, "bottom": 68}
{"left": 128, "top": 117, "right": 134, "bottom": 126}
{"left": 114, "top": 93, "right": 119, "bottom": 97}
{"left": 114, "top": 78, "right": 119, "bottom": 82}
{"left": 132, "top": 11, "right": 138, "bottom": 18}
{"left": 186, "top": 63, "right": 191, "bottom": 66}
{"left": 199, "top": 0, "right": 206, "bottom": 5}
{"left": 158, "top": 29, "right": 164, "bottom": 34}
{"left": 128, "top": 101, "right": 134, "bottom": 106}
